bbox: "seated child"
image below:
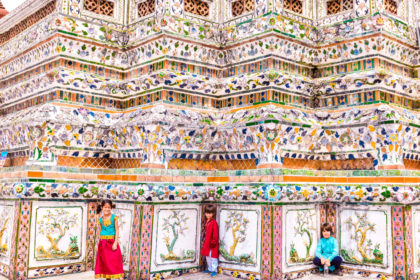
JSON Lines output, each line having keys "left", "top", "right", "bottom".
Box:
{"left": 313, "top": 223, "right": 343, "bottom": 275}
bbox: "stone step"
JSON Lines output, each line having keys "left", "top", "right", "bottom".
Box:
{"left": 0, "top": 271, "right": 367, "bottom": 280}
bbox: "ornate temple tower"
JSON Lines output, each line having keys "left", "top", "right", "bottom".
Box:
{"left": 0, "top": 0, "right": 419, "bottom": 279}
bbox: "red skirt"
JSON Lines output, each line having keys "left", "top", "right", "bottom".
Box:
{"left": 95, "top": 238, "right": 124, "bottom": 279}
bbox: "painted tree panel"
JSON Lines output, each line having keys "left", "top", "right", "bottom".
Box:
{"left": 113, "top": 205, "right": 134, "bottom": 271}
{"left": 150, "top": 205, "right": 201, "bottom": 273}
{"left": 339, "top": 207, "right": 392, "bottom": 274}
{"left": 282, "top": 205, "right": 319, "bottom": 273}
{"left": 35, "top": 207, "right": 83, "bottom": 261}
{"left": 28, "top": 201, "right": 87, "bottom": 268}
{"left": 0, "top": 204, "right": 14, "bottom": 266}
{"left": 218, "top": 205, "right": 261, "bottom": 273}
{"left": 287, "top": 209, "right": 317, "bottom": 264}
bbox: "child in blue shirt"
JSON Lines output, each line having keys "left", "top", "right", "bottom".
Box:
{"left": 313, "top": 223, "right": 343, "bottom": 275}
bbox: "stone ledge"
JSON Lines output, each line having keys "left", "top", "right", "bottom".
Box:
{"left": 0, "top": 271, "right": 370, "bottom": 280}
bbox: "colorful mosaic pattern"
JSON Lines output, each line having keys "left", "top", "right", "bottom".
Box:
{"left": 139, "top": 205, "right": 153, "bottom": 280}
{"left": 326, "top": 204, "right": 337, "bottom": 237}
{"left": 5, "top": 182, "right": 420, "bottom": 204}
{"left": 28, "top": 263, "right": 86, "bottom": 278}
{"left": 1, "top": 101, "right": 419, "bottom": 168}
{"left": 392, "top": 206, "right": 406, "bottom": 279}
{"left": 199, "top": 204, "right": 206, "bottom": 270}
{"left": 219, "top": 267, "right": 260, "bottom": 280}
{"left": 0, "top": 0, "right": 419, "bottom": 278}
{"left": 320, "top": 204, "right": 327, "bottom": 225}
{"left": 261, "top": 205, "right": 272, "bottom": 278}
{"left": 151, "top": 267, "right": 200, "bottom": 279}
{"left": 14, "top": 201, "right": 31, "bottom": 280}
{"left": 405, "top": 206, "right": 414, "bottom": 280}
{"left": 7, "top": 201, "right": 19, "bottom": 279}
{"left": 272, "top": 206, "right": 282, "bottom": 279}
{"left": 129, "top": 204, "right": 142, "bottom": 279}
{"left": 86, "top": 202, "right": 97, "bottom": 271}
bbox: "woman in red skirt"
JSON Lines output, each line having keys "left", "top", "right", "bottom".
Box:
{"left": 95, "top": 200, "right": 124, "bottom": 279}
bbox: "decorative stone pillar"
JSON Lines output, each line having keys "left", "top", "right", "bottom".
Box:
{"left": 199, "top": 204, "right": 207, "bottom": 271}
{"left": 273, "top": 0, "right": 282, "bottom": 13}
{"left": 392, "top": 206, "right": 407, "bottom": 280}
{"left": 14, "top": 201, "right": 32, "bottom": 280}
{"left": 128, "top": 204, "right": 143, "bottom": 279}
{"left": 404, "top": 206, "right": 415, "bottom": 280}
{"left": 261, "top": 205, "right": 272, "bottom": 279}
{"left": 320, "top": 203, "right": 337, "bottom": 237}
{"left": 373, "top": 123, "right": 405, "bottom": 170}
{"left": 138, "top": 205, "right": 153, "bottom": 280}
{"left": 85, "top": 202, "right": 98, "bottom": 271}
{"left": 375, "top": 148, "right": 405, "bottom": 170}
{"left": 141, "top": 125, "right": 167, "bottom": 169}
{"left": 257, "top": 124, "right": 283, "bottom": 169}
{"left": 0, "top": 201, "right": 19, "bottom": 280}
{"left": 272, "top": 205, "right": 282, "bottom": 279}
{"left": 26, "top": 123, "right": 57, "bottom": 166}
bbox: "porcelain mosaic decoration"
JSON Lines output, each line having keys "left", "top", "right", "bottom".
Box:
{"left": 218, "top": 205, "right": 261, "bottom": 273}
{"left": 413, "top": 206, "right": 420, "bottom": 274}
{"left": 339, "top": 207, "right": 391, "bottom": 271}
{"left": 283, "top": 206, "right": 319, "bottom": 272}
{"left": 28, "top": 201, "right": 88, "bottom": 277}
{"left": 150, "top": 204, "right": 201, "bottom": 273}
{"left": 0, "top": 203, "right": 14, "bottom": 265}
{"left": 0, "top": 0, "right": 419, "bottom": 279}
{"left": 113, "top": 204, "right": 134, "bottom": 270}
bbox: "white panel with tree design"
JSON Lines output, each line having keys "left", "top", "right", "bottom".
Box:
{"left": 150, "top": 204, "right": 201, "bottom": 273}
{"left": 0, "top": 203, "right": 15, "bottom": 266}
{"left": 282, "top": 205, "right": 319, "bottom": 273}
{"left": 338, "top": 205, "right": 392, "bottom": 274}
{"left": 28, "top": 201, "right": 87, "bottom": 268}
{"left": 218, "top": 204, "right": 261, "bottom": 273}
{"left": 113, "top": 204, "right": 134, "bottom": 271}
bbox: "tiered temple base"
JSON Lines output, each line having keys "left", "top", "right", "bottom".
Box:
{"left": 0, "top": 0, "right": 419, "bottom": 279}
{"left": 0, "top": 167, "right": 419, "bottom": 280}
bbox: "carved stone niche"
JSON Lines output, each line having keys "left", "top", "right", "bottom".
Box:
{"left": 284, "top": 0, "right": 303, "bottom": 14}
{"left": 231, "top": 0, "right": 254, "bottom": 17}
{"left": 384, "top": 0, "right": 398, "bottom": 15}
{"left": 137, "top": 0, "right": 155, "bottom": 18}
{"left": 184, "top": 0, "right": 211, "bottom": 17}
{"left": 84, "top": 0, "right": 115, "bottom": 17}
{"left": 326, "top": 0, "right": 353, "bottom": 15}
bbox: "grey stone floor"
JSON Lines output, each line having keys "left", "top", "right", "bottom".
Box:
{"left": 3, "top": 271, "right": 366, "bottom": 280}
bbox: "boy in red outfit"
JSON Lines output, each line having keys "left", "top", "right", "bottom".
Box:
{"left": 201, "top": 204, "right": 219, "bottom": 277}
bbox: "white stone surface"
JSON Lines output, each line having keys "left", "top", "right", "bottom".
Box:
{"left": 338, "top": 205, "right": 392, "bottom": 274}
{"left": 29, "top": 201, "right": 88, "bottom": 269}
{"left": 218, "top": 204, "right": 261, "bottom": 273}
{"left": 150, "top": 204, "right": 201, "bottom": 273}
{"left": 283, "top": 205, "right": 319, "bottom": 273}
{"left": 113, "top": 204, "right": 135, "bottom": 271}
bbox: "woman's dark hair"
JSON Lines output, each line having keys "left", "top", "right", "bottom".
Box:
{"left": 204, "top": 204, "right": 217, "bottom": 216}
{"left": 321, "top": 223, "right": 333, "bottom": 235}
{"left": 97, "top": 200, "right": 115, "bottom": 214}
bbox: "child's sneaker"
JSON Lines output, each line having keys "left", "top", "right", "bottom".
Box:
{"left": 210, "top": 272, "right": 217, "bottom": 277}
{"left": 204, "top": 270, "right": 211, "bottom": 273}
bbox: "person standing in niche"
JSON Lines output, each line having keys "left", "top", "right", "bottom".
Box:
{"left": 313, "top": 223, "right": 343, "bottom": 276}
{"left": 201, "top": 204, "right": 219, "bottom": 277}
{"left": 95, "top": 200, "right": 124, "bottom": 280}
